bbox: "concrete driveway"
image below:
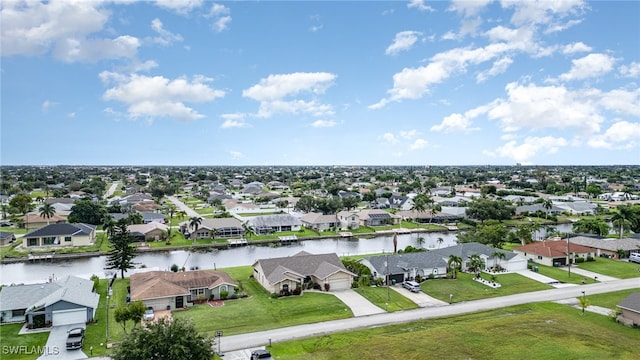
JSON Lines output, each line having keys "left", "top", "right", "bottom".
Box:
{"left": 329, "top": 289, "right": 386, "bottom": 316}
{"left": 37, "top": 324, "right": 87, "bottom": 360}
{"left": 390, "top": 285, "right": 448, "bottom": 307}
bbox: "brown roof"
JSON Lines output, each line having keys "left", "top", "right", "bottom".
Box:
{"left": 130, "top": 270, "right": 236, "bottom": 301}
{"left": 514, "top": 240, "right": 593, "bottom": 258}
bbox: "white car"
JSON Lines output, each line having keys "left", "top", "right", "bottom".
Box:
{"left": 144, "top": 307, "right": 155, "bottom": 321}
{"left": 629, "top": 253, "right": 640, "bottom": 264}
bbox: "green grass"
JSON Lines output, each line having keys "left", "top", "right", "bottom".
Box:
{"left": 171, "top": 266, "right": 353, "bottom": 336}
{"left": 586, "top": 288, "right": 640, "bottom": 309}
{"left": 0, "top": 323, "right": 51, "bottom": 360}
{"left": 83, "top": 277, "right": 130, "bottom": 356}
{"left": 533, "top": 263, "right": 599, "bottom": 284}
{"left": 269, "top": 302, "right": 640, "bottom": 360}
{"left": 576, "top": 257, "right": 640, "bottom": 279}
{"left": 2, "top": 233, "right": 109, "bottom": 259}
{"left": 421, "top": 272, "right": 553, "bottom": 303}
{"left": 353, "top": 286, "right": 418, "bottom": 312}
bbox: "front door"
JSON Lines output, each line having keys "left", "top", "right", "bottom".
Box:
{"left": 175, "top": 296, "right": 184, "bottom": 308}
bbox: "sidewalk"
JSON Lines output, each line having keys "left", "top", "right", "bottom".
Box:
{"left": 557, "top": 266, "right": 619, "bottom": 282}
{"left": 515, "top": 270, "right": 577, "bottom": 288}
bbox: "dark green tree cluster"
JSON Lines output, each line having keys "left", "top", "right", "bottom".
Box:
{"left": 106, "top": 219, "right": 137, "bottom": 278}
{"left": 294, "top": 195, "right": 360, "bottom": 214}
{"left": 114, "top": 300, "right": 146, "bottom": 334}
{"left": 465, "top": 198, "right": 515, "bottom": 222}
{"left": 67, "top": 199, "right": 107, "bottom": 225}
{"left": 111, "top": 318, "right": 214, "bottom": 360}
{"left": 457, "top": 223, "right": 510, "bottom": 248}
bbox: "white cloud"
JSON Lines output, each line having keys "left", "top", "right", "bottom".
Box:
{"left": 619, "top": 62, "right": 640, "bottom": 78}
{"left": 407, "top": 0, "right": 435, "bottom": 12}
{"left": 484, "top": 136, "right": 568, "bottom": 164}
{"left": 311, "top": 120, "right": 336, "bottom": 128}
{"left": 431, "top": 113, "right": 480, "bottom": 133}
{"left": 207, "top": 3, "right": 231, "bottom": 32}
{"left": 559, "top": 53, "right": 616, "bottom": 81}
{"left": 220, "top": 113, "right": 249, "bottom": 128}
{"left": 449, "top": 0, "right": 492, "bottom": 17}
{"left": 598, "top": 88, "right": 640, "bottom": 117}
{"left": 476, "top": 57, "right": 513, "bottom": 82}
{"left": 1, "top": 0, "right": 139, "bottom": 62}
{"left": 154, "top": 0, "right": 203, "bottom": 14}
{"left": 562, "top": 42, "right": 592, "bottom": 54}
{"left": 381, "top": 133, "right": 398, "bottom": 144}
{"left": 502, "top": 0, "right": 587, "bottom": 27}
{"left": 150, "top": 18, "right": 183, "bottom": 46}
{"left": 228, "top": 150, "right": 244, "bottom": 159}
{"left": 243, "top": 72, "right": 336, "bottom": 118}
{"left": 587, "top": 120, "right": 640, "bottom": 150}
{"left": 385, "top": 31, "right": 422, "bottom": 55}
{"left": 399, "top": 129, "right": 419, "bottom": 139}
{"left": 100, "top": 72, "right": 225, "bottom": 121}
{"left": 310, "top": 24, "right": 323, "bottom": 33}
{"left": 41, "top": 100, "right": 57, "bottom": 112}
{"left": 409, "top": 139, "right": 428, "bottom": 150}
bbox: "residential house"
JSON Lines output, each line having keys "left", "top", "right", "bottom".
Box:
{"left": 357, "top": 209, "right": 398, "bottom": 227}
{"left": 138, "top": 210, "right": 166, "bottom": 224}
{"left": 223, "top": 199, "right": 261, "bottom": 213}
{"left": 513, "top": 240, "right": 594, "bottom": 267}
{"left": 502, "top": 195, "right": 538, "bottom": 204}
{"left": 515, "top": 203, "right": 564, "bottom": 216}
{"left": 253, "top": 252, "right": 355, "bottom": 293}
{"left": 0, "top": 231, "right": 16, "bottom": 246}
{"left": 554, "top": 201, "right": 597, "bottom": 215}
{"left": 567, "top": 236, "right": 640, "bottom": 259}
{"left": 617, "top": 292, "right": 640, "bottom": 327}
{"left": 248, "top": 214, "right": 302, "bottom": 235}
{"left": 432, "top": 195, "right": 471, "bottom": 207}
{"left": 337, "top": 211, "right": 360, "bottom": 230}
{"left": 0, "top": 276, "right": 99, "bottom": 327}
{"left": 23, "top": 212, "right": 68, "bottom": 228}
{"left": 130, "top": 270, "right": 237, "bottom": 310}
{"left": 22, "top": 223, "right": 96, "bottom": 248}
{"left": 128, "top": 222, "right": 169, "bottom": 242}
{"left": 396, "top": 210, "right": 463, "bottom": 224}
{"left": 388, "top": 195, "right": 414, "bottom": 211}
{"left": 300, "top": 212, "right": 339, "bottom": 232}
{"left": 359, "top": 252, "right": 448, "bottom": 284}
{"left": 431, "top": 242, "right": 528, "bottom": 272}
{"left": 180, "top": 218, "right": 244, "bottom": 239}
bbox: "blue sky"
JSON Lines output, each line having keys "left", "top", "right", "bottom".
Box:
{"left": 1, "top": 0, "right": 639, "bottom": 166}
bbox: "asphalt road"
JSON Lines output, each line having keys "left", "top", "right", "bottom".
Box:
{"left": 219, "top": 278, "right": 640, "bottom": 353}
{"left": 166, "top": 195, "right": 200, "bottom": 218}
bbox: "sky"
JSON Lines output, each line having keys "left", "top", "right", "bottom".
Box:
{"left": 1, "top": 0, "right": 639, "bottom": 166}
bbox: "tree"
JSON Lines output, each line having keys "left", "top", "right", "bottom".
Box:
{"left": 114, "top": 301, "right": 146, "bottom": 334}
{"left": 457, "top": 223, "right": 509, "bottom": 249}
{"left": 611, "top": 205, "right": 638, "bottom": 239}
{"left": 492, "top": 251, "right": 506, "bottom": 269}
{"left": 447, "top": 255, "right": 462, "bottom": 279}
{"left": 341, "top": 196, "right": 359, "bottom": 211}
{"left": 242, "top": 221, "right": 254, "bottom": 240}
{"left": 467, "top": 254, "right": 485, "bottom": 273}
{"left": 106, "top": 219, "right": 137, "bottom": 278}
{"left": 127, "top": 212, "right": 144, "bottom": 225}
{"left": 416, "top": 236, "right": 425, "bottom": 247}
{"left": 437, "top": 237, "right": 444, "bottom": 249}
{"left": 102, "top": 216, "right": 117, "bottom": 240}
{"left": 189, "top": 216, "right": 203, "bottom": 244}
{"left": 111, "top": 318, "right": 214, "bottom": 360}
{"left": 9, "top": 193, "right": 33, "bottom": 215}
{"left": 542, "top": 199, "right": 553, "bottom": 219}
{"left": 294, "top": 195, "right": 315, "bottom": 213}
{"left": 68, "top": 199, "right": 107, "bottom": 225}
{"left": 38, "top": 203, "right": 56, "bottom": 224}
{"left": 572, "top": 218, "right": 609, "bottom": 237}
{"left": 466, "top": 198, "right": 515, "bottom": 222}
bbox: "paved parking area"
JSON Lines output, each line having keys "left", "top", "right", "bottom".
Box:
{"left": 390, "top": 285, "right": 448, "bottom": 307}
{"left": 37, "top": 324, "right": 87, "bottom": 360}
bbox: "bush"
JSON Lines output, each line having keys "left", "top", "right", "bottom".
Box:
{"left": 220, "top": 290, "right": 228, "bottom": 299}
{"left": 575, "top": 257, "right": 585, "bottom": 264}
{"left": 292, "top": 287, "right": 302, "bottom": 295}
{"left": 270, "top": 292, "right": 279, "bottom": 299}
{"left": 586, "top": 256, "right": 595, "bottom": 262}
{"left": 324, "top": 283, "right": 330, "bottom": 292}
{"left": 170, "top": 264, "right": 179, "bottom": 272}
{"left": 415, "top": 275, "right": 422, "bottom": 283}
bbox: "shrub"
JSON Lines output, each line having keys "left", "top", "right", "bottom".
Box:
{"left": 292, "top": 287, "right": 302, "bottom": 295}
{"left": 170, "top": 264, "right": 179, "bottom": 272}
{"left": 324, "top": 283, "right": 330, "bottom": 292}
{"left": 220, "top": 290, "right": 228, "bottom": 299}
{"left": 586, "top": 256, "right": 595, "bottom": 262}
{"left": 415, "top": 275, "right": 422, "bottom": 283}
{"left": 270, "top": 292, "right": 279, "bottom": 299}
{"left": 575, "top": 257, "right": 585, "bottom": 264}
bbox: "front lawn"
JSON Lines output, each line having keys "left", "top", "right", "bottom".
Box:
{"left": 270, "top": 302, "right": 640, "bottom": 360}
{"left": 421, "top": 272, "right": 553, "bottom": 303}
{"left": 533, "top": 263, "right": 599, "bottom": 284}
{"left": 0, "top": 323, "right": 50, "bottom": 360}
{"left": 354, "top": 286, "right": 418, "bottom": 312}
{"left": 585, "top": 288, "right": 640, "bottom": 309}
{"left": 172, "top": 266, "right": 353, "bottom": 336}
{"left": 576, "top": 257, "right": 640, "bottom": 279}
{"left": 83, "top": 277, "right": 130, "bottom": 357}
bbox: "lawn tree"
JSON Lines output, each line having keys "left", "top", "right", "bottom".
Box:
{"left": 572, "top": 218, "right": 609, "bottom": 237}
{"left": 437, "top": 237, "right": 444, "bottom": 249}
{"left": 492, "top": 251, "right": 506, "bottom": 270}
{"left": 9, "top": 193, "right": 33, "bottom": 216}
{"left": 112, "top": 318, "right": 214, "bottom": 360}
{"left": 38, "top": 203, "right": 56, "bottom": 224}
{"left": 457, "top": 223, "right": 509, "bottom": 249}
{"left": 467, "top": 254, "right": 485, "bottom": 274}
{"left": 189, "top": 216, "right": 202, "bottom": 244}
{"left": 611, "top": 205, "right": 638, "bottom": 239}
{"left": 67, "top": 199, "right": 107, "bottom": 225}
{"left": 465, "top": 198, "right": 515, "bottom": 223}
{"left": 106, "top": 219, "right": 137, "bottom": 279}
{"left": 102, "top": 215, "right": 117, "bottom": 240}
{"left": 114, "top": 301, "right": 146, "bottom": 334}
{"left": 542, "top": 199, "right": 553, "bottom": 219}
{"left": 447, "top": 255, "right": 462, "bottom": 279}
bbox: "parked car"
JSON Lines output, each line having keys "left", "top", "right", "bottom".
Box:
{"left": 251, "top": 349, "right": 274, "bottom": 360}
{"left": 66, "top": 327, "right": 85, "bottom": 350}
{"left": 144, "top": 307, "right": 155, "bottom": 321}
{"left": 630, "top": 253, "right": 640, "bottom": 264}
{"left": 402, "top": 280, "right": 421, "bottom": 293}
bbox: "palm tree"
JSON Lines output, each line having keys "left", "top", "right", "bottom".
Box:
{"left": 611, "top": 206, "right": 637, "bottom": 239}
{"left": 447, "top": 254, "right": 462, "bottom": 279}
{"left": 38, "top": 203, "right": 56, "bottom": 225}
{"left": 437, "top": 237, "right": 444, "bottom": 249}
{"left": 416, "top": 236, "right": 425, "bottom": 248}
{"left": 242, "top": 221, "right": 254, "bottom": 240}
{"left": 392, "top": 232, "right": 398, "bottom": 254}
{"left": 467, "top": 254, "right": 485, "bottom": 273}
{"left": 189, "top": 216, "right": 203, "bottom": 244}
{"left": 542, "top": 199, "right": 553, "bottom": 219}
{"left": 102, "top": 216, "right": 116, "bottom": 240}
{"left": 492, "top": 251, "right": 506, "bottom": 270}
{"left": 36, "top": 196, "right": 45, "bottom": 204}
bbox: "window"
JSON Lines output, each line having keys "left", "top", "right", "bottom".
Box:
{"left": 282, "top": 284, "right": 289, "bottom": 291}
{"left": 197, "top": 288, "right": 205, "bottom": 295}
{"left": 12, "top": 309, "right": 26, "bottom": 317}
{"left": 28, "top": 238, "right": 38, "bottom": 247}
{"left": 43, "top": 237, "right": 56, "bottom": 245}
{"left": 65, "top": 236, "right": 72, "bottom": 242}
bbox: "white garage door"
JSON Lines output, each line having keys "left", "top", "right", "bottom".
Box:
{"left": 329, "top": 278, "right": 351, "bottom": 290}
{"left": 52, "top": 308, "right": 86, "bottom": 326}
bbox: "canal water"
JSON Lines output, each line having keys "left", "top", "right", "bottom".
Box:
{"left": 0, "top": 224, "right": 573, "bottom": 285}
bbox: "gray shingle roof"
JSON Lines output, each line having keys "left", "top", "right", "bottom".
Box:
{"left": 250, "top": 214, "right": 301, "bottom": 228}
{"left": 431, "top": 242, "right": 518, "bottom": 261}
{"left": 568, "top": 236, "right": 640, "bottom": 252}
{"left": 363, "top": 252, "right": 448, "bottom": 275}
{"left": 24, "top": 223, "right": 96, "bottom": 237}
{"left": 0, "top": 276, "right": 99, "bottom": 312}
{"left": 257, "top": 252, "right": 353, "bottom": 285}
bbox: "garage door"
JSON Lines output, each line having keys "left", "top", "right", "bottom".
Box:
{"left": 52, "top": 308, "right": 86, "bottom": 326}
{"left": 329, "top": 278, "right": 351, "bottom": 290}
